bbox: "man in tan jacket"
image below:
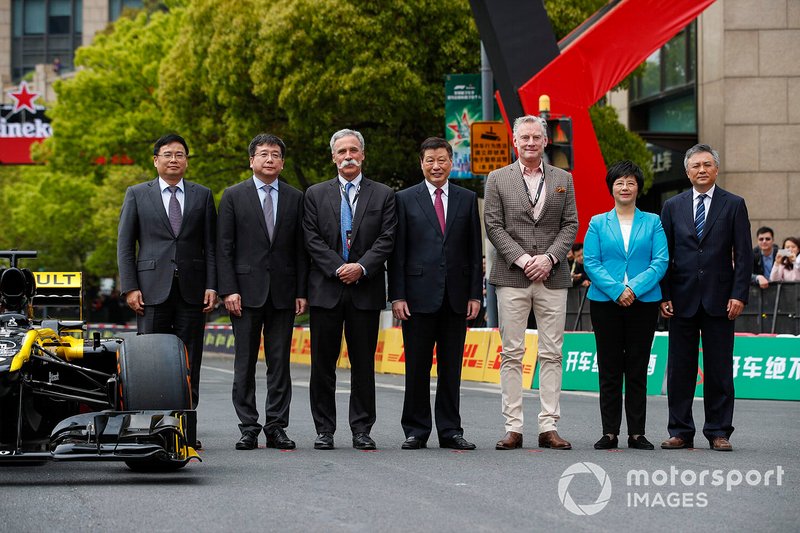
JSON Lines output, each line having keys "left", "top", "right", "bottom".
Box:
{"left": 484, "top": 115, "right": 578, "bottom": 450}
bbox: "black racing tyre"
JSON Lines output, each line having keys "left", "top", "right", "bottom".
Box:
{"left": 116, "top": 334, "right": 191, "bottom": 411}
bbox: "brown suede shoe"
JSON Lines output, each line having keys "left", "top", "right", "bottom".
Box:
{"left": 538, "top": 430, "right": 572, "bottom": 450}
{"left": 661, "top": 436, "right": 693, "bottom": 449}
{"left": 495, "top": 431, "right": 523, "bottom": 450}
{"left": 709, "top": 437, "right": 733, "bottom": 452}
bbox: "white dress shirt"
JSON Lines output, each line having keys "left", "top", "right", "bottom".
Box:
{"left": 159, "top": 177, "right": 185, "bottom": 216}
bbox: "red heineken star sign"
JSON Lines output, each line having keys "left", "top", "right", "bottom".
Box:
{"left": 7, "top": 81, "right": 39, "bottom": 115}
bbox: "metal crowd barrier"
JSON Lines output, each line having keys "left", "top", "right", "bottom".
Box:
{"left": 564, "top": 282, "right": 800, "bottom": 334}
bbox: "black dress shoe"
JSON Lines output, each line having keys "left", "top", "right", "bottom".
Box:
{"left": 440, "top": 434, "right": 476, "bottom": 450}
{"left": 314, "top": 433, "right": 334, "bottom": 450}
{"left": 352, "top": 432, "right": 376, "bottom": 450}
{"left": 401, "top": 436, "right": 427, "bottom": 450}
{"left": 265, "top": 427, "right": 296, "bottom": 450}
{"left": 235, "top": 432, "right": 258, "bottom": 450}
{"left": 628, "top": 435, "right": 655, "bottom": 450}
{"left": 594, "top": 434, "right": 619, "bottom": 450}
{"left": 194, "top": 440, "right": 203, "bottom": 450}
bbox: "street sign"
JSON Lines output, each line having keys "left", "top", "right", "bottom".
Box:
{"left": 470, "top": 121, "right": 511, "bottom": 175}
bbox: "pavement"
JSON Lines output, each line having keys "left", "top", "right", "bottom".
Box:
{"left": 1, "top": 355, "right": 798, "bottom": 532}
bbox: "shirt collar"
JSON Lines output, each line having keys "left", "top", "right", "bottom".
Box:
{"left": 253, "top": 175, "right": 279, "bottom": 191}
{"left": 693, "top": 184, "right": 715, "bottom": 200}
{"left": 338, "top": 173, "right": 362, "bottom": 189}
{"left": 519, "top": 160, "right": 544, "bottom": 178}
{"left": 424, "top": 179, "right": 449, "bottom": 197}
{"left": 159, "top": 177, "right": 184, "bottom": 192}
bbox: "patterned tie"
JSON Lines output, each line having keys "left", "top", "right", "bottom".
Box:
{"left": 341, "top": 182, "right": 354, "bottom": 260}
{"left": 262, "top": 184, "right": 275, "bottom": 242}
{"left": 434, "top": 188, "right": 445, "bottom": 234}
{"left": 695, "top": 193, "right": 707, "bottom": 239}
{"left": 168, "top": 185, "right": 182, "bottom": 235}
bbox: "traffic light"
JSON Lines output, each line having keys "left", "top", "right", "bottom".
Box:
{"left": 545, "top": 117, "right": 573, "bottom": 171}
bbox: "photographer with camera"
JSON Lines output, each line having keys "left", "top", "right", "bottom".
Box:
{"left": 769, "top": 237, "right": 800, "bottom": 282}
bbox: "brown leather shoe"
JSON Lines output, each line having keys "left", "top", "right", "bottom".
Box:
{"left": 709, "top": 437, "right": 733, "bottom": 452}
{"left": 661, "top": 436, "right": 693, "bottom": 449}
{"left": 495, "top": 431, "right": 523, "bottom": 450}
{"left": 538, "top": 430, "right": 572, "bottom": 450}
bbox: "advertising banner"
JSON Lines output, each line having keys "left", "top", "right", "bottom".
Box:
{"left": 693, "top": 335, "right": 800, "bottom": 400}
{"left": 532, "top": 332, "right": 668, "bottom": 396}
{"left": 445, "top": 73, "right": 482, "bottom": 179}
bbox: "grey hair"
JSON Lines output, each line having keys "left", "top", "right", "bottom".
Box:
{"left": 684, "top": 144, "right": 720, "bottom": 170}
{"left": 329, "top": 129, "right": 365, "bottom": 153}
{"left": 512, "top": 115, "right": 548, "bottom": 141}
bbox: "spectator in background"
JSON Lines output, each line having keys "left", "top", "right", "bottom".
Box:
{"left": 752, "top": 226, "right": 777, "bottom": 288}
{"left": 769, "top": 237, "right": 800, "bottom": 282}
{"left": 568, "top": 243, "right": 590, "bottom": 288}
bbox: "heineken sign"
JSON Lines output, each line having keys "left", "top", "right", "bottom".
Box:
{"left": 0, "top": 81, "right": 52, "bottom": 164}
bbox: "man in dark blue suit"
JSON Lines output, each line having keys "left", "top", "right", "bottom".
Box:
{"left": 388, "top": 137, "right": 482, "bottom": 450}
{"left": 659, "top": 144, "right": 753, "bottom": 452}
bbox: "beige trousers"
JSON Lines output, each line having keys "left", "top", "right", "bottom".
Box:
{"left": 496, "top": 283, "right": 567, "bottom": 434}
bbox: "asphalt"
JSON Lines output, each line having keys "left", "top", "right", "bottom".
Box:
{"left": 1, "top": 355, "right": 797, "bottom": 532}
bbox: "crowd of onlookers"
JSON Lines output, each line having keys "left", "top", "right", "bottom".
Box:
{"left": 751, "top": 226, "right": 800, "bottom": 286}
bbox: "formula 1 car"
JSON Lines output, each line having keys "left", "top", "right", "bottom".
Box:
{"left": 0, "top": 250, "right": 199, "bottom": 471}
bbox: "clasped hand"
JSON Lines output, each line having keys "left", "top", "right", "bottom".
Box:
{"left": 523, "top": 255, "right": 552, "bottom": 282}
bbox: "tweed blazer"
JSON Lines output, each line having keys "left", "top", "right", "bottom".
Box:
{"left": 484, "top": 162, "right": 578, "bottom": 289}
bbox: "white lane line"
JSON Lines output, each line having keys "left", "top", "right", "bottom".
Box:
{"left": 202, "top": 364, "right": 604, "bottom": 398}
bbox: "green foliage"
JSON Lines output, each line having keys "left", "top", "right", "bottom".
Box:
{"left": 43, "top": 8, "right": 182, "bottom": 179}
{"left": 590, "top": 105, "right": 654, "bottom": 193}
{"left": 544, "top": 0, "right": 607, "bottom": 40}
{"left": 0, "top": 166, "right": 98, "bottom": 271}
{"left": 6, "top": 0, "right": 651, "bottom": 277}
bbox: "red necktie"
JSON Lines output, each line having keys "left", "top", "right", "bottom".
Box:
{"left": 434, "top": 188, "right": 445, "bottom": 234}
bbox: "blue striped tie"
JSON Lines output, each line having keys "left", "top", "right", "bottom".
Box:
{"left": 695, "top": 194, "right": 707, "bottom": 239}
{"left": 341, "top": 183, "right": 354, "bottom": 260}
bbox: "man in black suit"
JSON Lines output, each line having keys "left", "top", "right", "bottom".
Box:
{"left": 388, "top": 137, "right": 482, "bottom": 450}
{"left": 217, "top": 134, "right": 308, "bottom": 451}
{"left": 118, "top": 134, "right": 217, "bottom": 415}
{"left": 303, "top": 128, "right": 396, "bottom": 450}
{"left": 659, "top": 144, "right": 752, "bottom": 452}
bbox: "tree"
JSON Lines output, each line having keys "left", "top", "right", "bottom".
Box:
{"left": 42, "top": 6, "right": 184, "bottom": 179}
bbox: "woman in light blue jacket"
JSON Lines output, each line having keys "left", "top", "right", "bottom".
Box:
{"left": 584, "top": 161, "right": 668, "bottom": 451}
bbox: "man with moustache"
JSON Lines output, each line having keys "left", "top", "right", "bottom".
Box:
{"left": 303, "top": 128, "right": 396, "bottom": 450}
{"left": 217, "top": 133, "right": 308, "bottom": 451}
{"left": 484, "top": 115, "right": 578, "bottom": 451}
{"left": 117, "top": 134, "right": 217, "bottom": 424}
{"left": 388, "top": 137, "right": 482, "bottom": 450}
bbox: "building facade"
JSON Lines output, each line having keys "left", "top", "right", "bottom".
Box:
{"left": 610, "top": 0, "right": 800, "bottom": 241}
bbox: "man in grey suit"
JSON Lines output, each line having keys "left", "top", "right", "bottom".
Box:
{"left": 217, "top": 134, "right": 308, "bottom": 451}
{"left": 484, "top": 115, "right": 578, "bottom": 451}
{"left": 303, "top": 128, "right": 396, "bottom": 451}
{"left": 117, "top": 134, "right": 217, "bottom": 417}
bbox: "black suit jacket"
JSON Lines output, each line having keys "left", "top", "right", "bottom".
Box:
{"left": 660, "top": 187, "right": 753, "bottom": 317}
{"left": 216, "top": 178, "right": 308, "bottom": 309}
{"left": 303, "top": 176, "right": 396, "bottom": 310}
{"left": 388, "top": 181, "right": 482, "bottom": 313}
{"left": 117, "top": 178, "right": 216, "bottom": 305}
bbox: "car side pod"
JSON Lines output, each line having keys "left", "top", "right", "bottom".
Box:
{"left": 0, "top": 410, "right": 200, "bottom": 471}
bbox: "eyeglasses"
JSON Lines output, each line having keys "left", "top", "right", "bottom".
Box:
{"left": 758, "top": 237, "right": 773, "bottom": 241}
{"left": 157, "top": 152, "right": 187, "bottom": 161}
{"left": 254, "top": 151, "right": 283, "bottom": 160}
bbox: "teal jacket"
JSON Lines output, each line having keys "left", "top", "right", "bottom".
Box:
{"left": 583, "top": 208, "right": 668, "bottom": 303}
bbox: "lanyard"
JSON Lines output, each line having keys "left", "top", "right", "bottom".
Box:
{"left": 340, "top": 183, "right": 360, "bottom": 211}
{"left": 522, "top": 172, "right": 545, "bottom": 211}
